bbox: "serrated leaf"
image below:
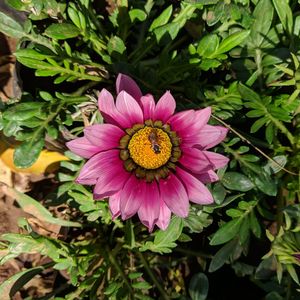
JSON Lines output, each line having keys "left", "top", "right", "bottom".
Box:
{"left": 140, "top": 217, "right": 183, "bottom": 253}
{"left": 3, "top": 102, "right": 44, "bottom": 121}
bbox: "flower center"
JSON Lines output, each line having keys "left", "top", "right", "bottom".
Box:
{"left": 128, "top": 126, "right": 172, "bottom": 169}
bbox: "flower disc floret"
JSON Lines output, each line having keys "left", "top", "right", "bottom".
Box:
{"left": 128, "top": 126, "right": 172, "bottom": 169}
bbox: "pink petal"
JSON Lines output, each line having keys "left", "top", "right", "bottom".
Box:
{"left": 141, "top": 94, "right": 155, "bottom": 120}
{"left": 153, "top": 91, "right": 176, "bottom": 122}
{"left": 137, "top": 181, "right": 160, "bottom": 232}
{"left": 203, "top": 151, "right": 229, "bottom": 169}
{"left": 168, "top": 108, "right": 211, "bottom": 145}
{"left": 76, "top": 151, "right": 108, "bottom": 185}
{"left": 176, "top": 167, "right": 214, "bottom": 204}
{"left": 196, "top": 170, "right": 219, "bottom": 183}
{"left": 168, "top": 110, "right": 195, "bottom": 133}
{"left": 84, "top": 124, "right": 124, "bottom": 150}
{"left": 195, "top": 125, "right": 228, "bottom": 149}
{"left": 93, "top": 152, "right": 131, "bottom": 199}
{"left": 193, "top": 107, "right": 212, "bottom": 131}
{"left": 159, "top": 173, "right": 189, "bottom": 218}
{"left": 119, "top": 175, "right": 142, "bottom": 220}
{"left": 66, "top": 136, "right": 101, "bottom": 159}
{"left": 116, "top": 91, "right": 144, "bottom": 128}
{"left": 109, "top": 192, "right": 121, "bottom": 219}
{"left": 179, "top": 147, "right": 212, "bottom": 174}
{"left": 116, "top": 73, "right": 142, "bottom": 102}
{"left": 98, "top": 89, "right": 121, "bottom": 126}
{"left": 156, "top": 200, "right": 171, "bottom": 230}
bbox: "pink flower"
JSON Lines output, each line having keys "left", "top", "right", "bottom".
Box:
{"left": 67, "top": 74, "right": 229, "bottom": 231}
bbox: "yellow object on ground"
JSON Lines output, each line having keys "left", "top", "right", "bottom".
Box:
{"left": 0, "top": 141, "right": 68, "bottom": 174}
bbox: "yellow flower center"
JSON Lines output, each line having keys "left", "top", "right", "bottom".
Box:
{"left": 128, "top": 126, "right": 172, "bottom": 169}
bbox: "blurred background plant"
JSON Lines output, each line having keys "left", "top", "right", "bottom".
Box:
{"left": 0, "top": 0, "right": 299, "bottom": 299}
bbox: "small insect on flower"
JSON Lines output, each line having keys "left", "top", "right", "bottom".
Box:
{"left": 148, "top": 129, "right": 161, "bottom": 154}
{"left": 67, "top": 73, "right": 229, "bottom": 231}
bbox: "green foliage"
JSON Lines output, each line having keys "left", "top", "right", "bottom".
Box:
{"left": 0, "top": 0, "right": 300, "bottom": 299}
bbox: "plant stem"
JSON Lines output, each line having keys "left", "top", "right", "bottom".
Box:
{"left": 137, "top": 252, "right": 170, "bottom": 300}
{"left": 104, "top": 245, "right": 133, "bottom": 294}
{"left": 212, "top": 114, "right": 298, "bottom": 176}
{"left": 267, "top": 113, "right": 295, "bottom": 145}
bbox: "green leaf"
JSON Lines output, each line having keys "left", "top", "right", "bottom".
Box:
{"left": 199, "top": 59, "right": 222, "bottom": 70}
{"left": 6, "top": 187, "right": 81, "bottom": 227}
{"left": 188, "top": 273, "right": 209, "bottom": 300}
{"left": 128, "top": 272, "right": 143, "bottom": 280}
{"left": 272, "top": 0, "right": 293, "bottom": 35}
{"left": 238, "top": 83, "right": 261, "bottom": 102}
{"left": 249, "top": 211, "right": 261, "bottom": 238}
{"left": 210, "top": 218, "right": 242, "bottom": 245}
{"left": 286, "top": 264, "right": 299, "bottom": 284}
{"left": 139, "top": 217, "right": 183, "bottom": 254}
{"left": 183, "top": 209, "right": 212, "bottom": 233}
{"left": 149, "top": 5, "right": 173, "bottom": 31}
{"left": 253, "top": 172, "right": 277, "bottom": 196}
{"left": 250, "top": 0, "right": 274, "bottom": 47}
{"left": 265, "top": 292, "right": 283, "bottom": 300}
{"left": 214, "top": 30, "right": 250, "bottom": 55}
{"left": 197, "top": 34, "right": 219, "bottom": 57}
{"left": 132, "top": 281, "right": 152, "bottom": 290}
{"left": 0, "top": 11, "right": 25, "bottom": 38}
{"left": 251, "top": 117, "right": 268, "bottom": 133}
{"left": 238, "top": 215, "right": 250, "bottom": 244}
{"left": 6, "top": 0, "right": 27, "bottom": 11}
{"left": 0, "top": 266, "right": 44, "bottom": 300}
{"left": 129, "top": 9, "right": 147, "bottom": 22}
{"left": 264, "top": 155, "right": 287, "bottom": 174}
{"left": 15, "top": 48, "right": 50, "bottom": 60}
{"left": 3, "top": 102, "right": 44, "bottom": 121}
{"left": 222, "top": 172, "right": 255, "bottom": 192}
{"left": 14, "top": 137, "right": 45, "bottom": 168}
{"left": 265, "top": 122, "right": 274, "bottom": 144}
{"left": 45, "top": 23, "right": 80, "bottom": 39}
{"left": 226, "top": 208, "right": 243, "bottom": 218}
{"left": 209, "top": 239, "right": 238, "bottom": 272}
{"left": 107, "top": 36, "right": 126, "bottom": 55}
{"left": 153, "top": 22, "right": 181, "bottom": 42}
{"left": 39, "top": 91, "right": 53, "bottom": 101}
